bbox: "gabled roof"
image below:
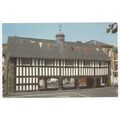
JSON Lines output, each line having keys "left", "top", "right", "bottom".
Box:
{"left": 7, "top": 36, "right": 110, "bottom": 61}
{"left": 85, "top": 40, "right": 113, "bottom": 48}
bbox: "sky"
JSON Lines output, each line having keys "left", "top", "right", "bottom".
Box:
{"left": 2, "top": 23, "right": 117, "bottom": 47}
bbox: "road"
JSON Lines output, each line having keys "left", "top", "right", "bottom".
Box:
{"left": 5, "top": 87, "right": 118, "bottom": 98}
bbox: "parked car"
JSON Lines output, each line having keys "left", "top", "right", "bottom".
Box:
{"left": 48, "top": 78, "right": 59, "bottom": 85}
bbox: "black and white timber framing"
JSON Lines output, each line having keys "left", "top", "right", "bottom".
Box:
{"left": 4, "top": 31, "right": 111, "bottom": 94}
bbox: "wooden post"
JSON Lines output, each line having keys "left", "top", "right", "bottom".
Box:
{"left": 76, "top": 78, "right": 79, "bottom": 90}
{"left": 93, "top": 77, "right": 96, "bottom": 88}
{"left": 59, "top": 78, "right": 62, "bottom": 90}
{"left": 45, "top": 79, "right": 47, "bottom": 90}
{"left": 59, "top": 79, "right": 61, "bottom": 90}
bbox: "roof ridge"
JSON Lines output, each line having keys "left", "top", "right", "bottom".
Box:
{"left": 9, "top": 36, "right": 56, "bottom": 42}
{"left": 85, "top": 39, "right": 113, "bottom": 47}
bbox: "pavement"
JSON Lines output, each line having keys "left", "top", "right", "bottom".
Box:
{"left": 4, "top": 87, "right": 118, "bottom": 98}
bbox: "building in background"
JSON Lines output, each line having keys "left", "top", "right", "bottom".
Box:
{"left": 2, "top": 44, "right": 8, "bottom": 95}
{"left": 113, "top": 47, "right": 118, "bottom": 86}
{"left": 85, "top": 40, "right": 118, "bottom": 86}
{"left": 3, "top": 31, "right": 111, "bottom": 96}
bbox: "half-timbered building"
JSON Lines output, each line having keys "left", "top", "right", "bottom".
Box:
{"left": 3, "top": 31, "right": 111, "bottom": 95}
{"left": 85, "top": 40, "right": 117, "bottom": 86}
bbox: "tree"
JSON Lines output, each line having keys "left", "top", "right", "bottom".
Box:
{"left": 106, "top": 23, "right": 118, "bottom": 33}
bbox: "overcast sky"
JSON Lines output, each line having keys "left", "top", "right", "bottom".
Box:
{"left": 2, "top": 23, "right": 117, "bottom": 47}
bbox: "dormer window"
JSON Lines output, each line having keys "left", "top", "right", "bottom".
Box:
{"left": 30, "top": 40, "right": 35, "bottom": 43}
{"left": 96, "top": 48, "right": 99, "bottom": 51}
{"left": 39, "top": 42, "right": 43, "bottom": 48}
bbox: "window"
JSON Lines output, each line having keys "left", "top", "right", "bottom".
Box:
{"left": 90, "top": 61, "right": 94, "bottom": 67}
{"left": 39, "top": 42, "right": 43, "bottom": 48}
{"left": 65, "top": 60, "right": 74, "bottom": 66}
{"left": 99, "top": 61, "right": 105, "bottom": 67}
{"left": 21, "top": 59, "right": 31, "bottom": 65}
{"left": 115, "top": 65, "right": 118, "bottom": 70}
{"left": 95, "top": 61, "right": 99, "bottom": 67}
{"left": 45, "top": 60, "right": 54, "bottom": 66}
{"left": 107, "top": 49, "right": 112, "bottom": 57}
{"left": 84, "top": 61, "right": 90, "bottom": 67}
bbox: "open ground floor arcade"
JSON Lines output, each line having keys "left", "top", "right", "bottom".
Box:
{"left": 14, "top": 76, "right": 110, "bottom": 92}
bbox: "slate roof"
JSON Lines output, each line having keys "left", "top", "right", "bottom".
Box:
{"left": 7, "top": 36, "right": 110, "bottom": 61}
{"left": 85, "top": 40, "right": 113, "bottom": 48}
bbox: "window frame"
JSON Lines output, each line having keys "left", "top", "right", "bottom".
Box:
{"left": 21, "top": 58, "right": 32, "bottom": 65}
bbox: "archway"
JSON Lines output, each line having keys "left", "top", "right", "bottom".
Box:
{"left": 62, "top": 77, "right": 76, "bottom": 89}
{"left": 46, "top": 78, "right": 59, "bottom": 90}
